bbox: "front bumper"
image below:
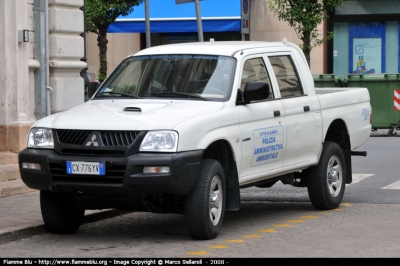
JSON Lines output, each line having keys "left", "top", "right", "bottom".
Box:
{"left": 19, "top": 149, "right": 203, "bottom": 197}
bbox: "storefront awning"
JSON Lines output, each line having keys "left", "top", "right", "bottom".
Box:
{"left": 108, "top": 0, "right": 241, "bottom": 33}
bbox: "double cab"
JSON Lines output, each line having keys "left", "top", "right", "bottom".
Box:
{"left": 19, "top": 41, "right": 371, "bottom": 239}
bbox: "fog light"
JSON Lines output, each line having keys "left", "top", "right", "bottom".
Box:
{"left": 22, "top": 162, "right": 41, "bottom": 170}
{"left": 143, "top": 166, "right": 170, "bottom": 174}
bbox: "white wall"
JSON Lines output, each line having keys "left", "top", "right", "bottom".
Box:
{"left": 0, "top": 0, "right": 86, "bottom": 152}
{"left": 0, "top": 0, "right": 36, "bottom": 127}
{"left": 48, "top": 0, "right": 86, "bottom": 112}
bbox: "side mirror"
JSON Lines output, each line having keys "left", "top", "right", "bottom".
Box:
{"left": 237, "top": 81, "right": 270, "bottom": 105}
{"left": 87, "top": 82, "right": 100, "bottom": 99}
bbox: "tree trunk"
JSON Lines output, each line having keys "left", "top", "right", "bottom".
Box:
{"left": 97, "top": 24, "right": 109, "bottom": 82}
{"left": 303, "top": 49, "right": 311, "bottom": 68}
{"left": 302, "top": 32, "right": 312, "bottom": 68}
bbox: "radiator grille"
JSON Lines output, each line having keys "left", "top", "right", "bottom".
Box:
{"left": 56, "top": 130, "right": 91, "bottom": 145}
{"left": 55, "top": 130, "right": 140, "bottom": 147}
{"left": 102, "top": 131, "right": 140, "bottom": 147}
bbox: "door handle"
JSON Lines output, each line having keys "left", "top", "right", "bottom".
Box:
{"left": 304, "top": 106, "right": 310, "bottom": 112}
{"left": 274, "top": 110, "right": 281, "bottom": 117}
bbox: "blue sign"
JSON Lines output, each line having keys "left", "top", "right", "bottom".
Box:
{"left": 243, "top": 0, "right": 249, "bottom": 14}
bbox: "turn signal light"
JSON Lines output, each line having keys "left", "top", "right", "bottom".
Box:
{"left": 143, "top": 166, "right": 170, "bottom": 174}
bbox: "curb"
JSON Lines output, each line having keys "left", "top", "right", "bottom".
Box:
{"left": 0, "top": 209, "right": 130, "bottom": 245}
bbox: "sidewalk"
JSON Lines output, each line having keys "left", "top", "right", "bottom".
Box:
{"left": 0, "top": 191, "right": 128, "bottom": 245}
{"left": 370, "top": 128, "right": 396, "bottom": 137}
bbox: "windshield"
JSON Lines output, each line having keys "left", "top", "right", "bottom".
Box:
{"left": 94, "top": 54, "right": 236, "bottom": 102}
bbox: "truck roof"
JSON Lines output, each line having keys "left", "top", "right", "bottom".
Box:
{"left": 132, "top": 41, "right": 289, "bottom": 57}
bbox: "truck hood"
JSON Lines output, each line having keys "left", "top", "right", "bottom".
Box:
{"left": 34, "top": 99, "right": 224, "bottom": 131}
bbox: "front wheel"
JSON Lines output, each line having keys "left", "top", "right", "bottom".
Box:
{"left": 307, "top": 141, "right": 346, "bottom": 210}
{"left": 185, "top": 159, "right": 225, "bottom": 240}
{"left": 40, "top": 190, "right": 84, "bottom": 234}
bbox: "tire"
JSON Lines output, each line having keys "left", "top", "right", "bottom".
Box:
{"left": 40, "top": 190, "right": 84, "bottom": 234}
{"left": 388, "top": 128, "right": 397, "bottom": 136}
{"left": 185, "top": 159, "right": 226, "bottom": 240}
{"left": 307, "top": 141, "right": 346, "bottom": 210}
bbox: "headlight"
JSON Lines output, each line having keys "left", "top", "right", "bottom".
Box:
{"left": 140, "top": 131, "right": 178, "bottom": 152}
{"left": 27, "top": 128, "right": 54, "bottom": 149}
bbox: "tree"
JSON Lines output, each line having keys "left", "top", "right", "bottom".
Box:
{"left": 269, "top": 0, "right": 343, "bottom": 67}
{"left": 85, "top": 0, "right": 143, "bottom": 81}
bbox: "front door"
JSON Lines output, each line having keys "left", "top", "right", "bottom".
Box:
{"left": 237, "top": 56, "right": 286, "bottom": 178}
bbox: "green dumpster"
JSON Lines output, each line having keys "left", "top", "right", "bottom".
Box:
{"left": 347, "top": 73, "right": 400, "bottom": 134}
{"left": 313, "top": 74, "right": 347, "bottom": 88}
{"left": 313, "top": 74, "right": 337, "bottom": 88}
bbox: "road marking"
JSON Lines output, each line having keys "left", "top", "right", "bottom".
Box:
{"left": 207, "top": 244, "right": 229, "bottom": 249}
{"left": 349, "top": 174, "right": 374, "bottom": 185}
{"left": 287, "top": 219, "right": 305, "bottom": 223}
{"left": 185, "top": 192, "right": 358, "bottom": 256}
{"left": 299, "top": 215, "right": 318, "bottom": 219}
{"left": 257, "top": 228, "right": 277, "bottom": 233}
{"left": 186, "top": 251, "right": 209, "bottom": 255}
{"left": 272, "top": 223, "right": 292, "bottom": 227}
{"left": 224, "top": 239, "right": 245, "bottom": 243}
{"left": 241, "top": 234, "right": 262, "bottom": 238}
{"left": 382, "top": 180, "right": 400, "bottom": 189}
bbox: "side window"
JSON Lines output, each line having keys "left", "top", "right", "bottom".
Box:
{"left": 269, "top": 56, "right": 303, "bottom": 98}
{"left": 240, "top": 58, "right": 274, "bottom": 100}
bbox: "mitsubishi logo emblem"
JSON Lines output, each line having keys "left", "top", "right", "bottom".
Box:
{"left": 86, "top": 134, "right": 99, "bottom": 146}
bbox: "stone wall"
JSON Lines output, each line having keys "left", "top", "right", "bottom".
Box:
{"left": 0, "top": 0, "right": 37, "bottom": 152}
{"left": 0, "top": 0, "right": 86, "bottom": 152}
{"left": 48, "top": 0, "right": 86, "bottom": 112}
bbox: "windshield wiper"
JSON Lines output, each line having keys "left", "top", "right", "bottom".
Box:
{"left": 150, "top": 92, "right": 209, "bottom": 101}
{"left": 95, "top": 92, "right": 140, "bottom": 98}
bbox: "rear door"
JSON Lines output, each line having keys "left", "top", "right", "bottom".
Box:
{"left": 266, "top": 54, "right": 317, "bottom": 167}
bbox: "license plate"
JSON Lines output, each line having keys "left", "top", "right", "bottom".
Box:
{"left": 66, "top": 161, "right": 105, "bottom": 175}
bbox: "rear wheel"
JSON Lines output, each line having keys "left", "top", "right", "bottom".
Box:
{"left": 307, "top": 141, "right": 346, "bottom": 210}
{"left": 185, "top": 159, "right": 225, "bottom": 240}
{"left": 40, "top": 190, "right": 84, "bottom": 234}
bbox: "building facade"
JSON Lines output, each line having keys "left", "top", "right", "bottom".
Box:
{"left": 248, "top": 0, "right": 326, "bottom": 74}
{"left": 0, "top": 0, "right": 85, "bottom": 153}
{"left": 86, "top": 0, "right": 243, "bottom": 76}
{"left": 3, "top": 0, "right": 400, "bottom": 154}
{"left": 329, "top": 0, "right": 400, "bottom": 77}
{"left": 86, "top": 0, "right": 325, "bottom": 76}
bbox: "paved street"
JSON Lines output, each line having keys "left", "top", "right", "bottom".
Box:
{"left": 1, "top": 133, "right": 400, "bottom": 258}
{"left": 1, "top": 201, "right": 400, "bottom": 258}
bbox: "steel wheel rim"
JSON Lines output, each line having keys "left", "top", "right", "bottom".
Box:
{"left": 327, "top": 155, "right": 342, "bottom": 197}
{"left": 209, "top": 175, "right": 223, "bottom": 226}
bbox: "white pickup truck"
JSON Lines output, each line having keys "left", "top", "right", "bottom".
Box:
{"left": 19, "top": 41, "right": 371, "bottom": 240}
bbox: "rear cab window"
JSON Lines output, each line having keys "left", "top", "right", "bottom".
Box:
{"left": 268, "top": 55, "right": 304, "bottom": 98}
